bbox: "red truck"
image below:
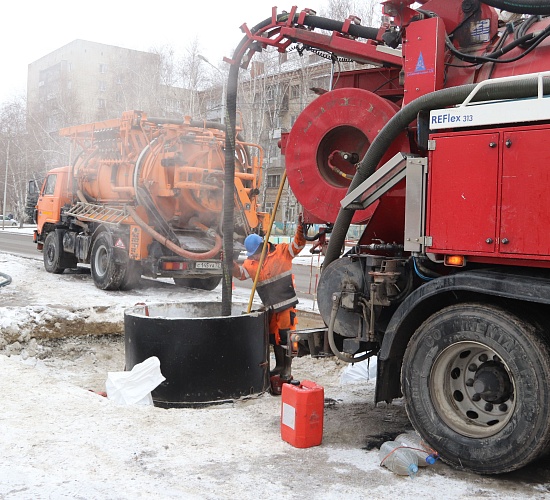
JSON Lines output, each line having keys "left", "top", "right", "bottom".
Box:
{"left": 229, "top": 0, "right": 550, "bottom": 473}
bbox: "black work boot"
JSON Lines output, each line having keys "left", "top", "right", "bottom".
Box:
{"left": 270, "top": 345, "right": 285, "bottom": 376}
{"left": 280, "top": 353, "right": 292, "bottom": 381}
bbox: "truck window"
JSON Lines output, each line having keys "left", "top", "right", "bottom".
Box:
{"left": 43, "top": 175, "right": 57, "bottom": 196}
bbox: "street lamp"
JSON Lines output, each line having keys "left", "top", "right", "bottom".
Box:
{"left": 198, "top": 54, "right": 227, "bottom": 125}
{"left": 2, "top": 140, "right": 9, "bottom": 231}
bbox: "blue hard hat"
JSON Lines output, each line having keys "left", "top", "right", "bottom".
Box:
{"left": 245, "top": 233, "right": 263, "bottom": 256}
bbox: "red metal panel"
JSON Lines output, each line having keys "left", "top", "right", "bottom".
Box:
{"left": 427, "top": 132, "right": 499, "bottom": 253}
{"left": 402, "top": 17, "right": 445, "bottom": 105}
{"left": 500, "top": 127, "right": 550, "bottom": 256}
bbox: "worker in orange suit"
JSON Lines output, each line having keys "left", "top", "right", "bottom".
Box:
{"left": 233, "top": 219, "right": 307, "bottom": 383}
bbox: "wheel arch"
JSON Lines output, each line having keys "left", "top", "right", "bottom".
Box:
{"left": 375, "top": 268, "right": 550, "bottom": 403}
{"left": 90, "top": 224, "right": 130, "bottom": 263}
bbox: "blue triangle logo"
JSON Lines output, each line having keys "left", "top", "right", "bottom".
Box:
{"left": 415, "top": 52, "right": 426, "bottom": 72}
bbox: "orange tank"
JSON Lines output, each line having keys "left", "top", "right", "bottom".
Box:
{"left": 60, "top": 110, "right": 264, "bottom": 231}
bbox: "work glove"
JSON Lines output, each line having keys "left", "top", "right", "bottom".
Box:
{"left": 297, "top": 213, "right": 304, "bottom": 236}
{"left": 232, "top": 261, "right": 241, "bottom": 278}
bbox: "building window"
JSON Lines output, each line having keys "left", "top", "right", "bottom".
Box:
{"left": 291, "top": 84, "right": 300, "bottom": 99}
{"left": 264, "top": 202, "right": 274, "bottom": 214}
{"left": 98, "top": 98, "right": 106, "bottom": 109}
{"left": 99, "top": 81, "right": 106, "bottom": 92}
{"left": 68, "top": 62, "right": 72, "bottom": 72}
{"left": 267, "top": 174, "right": 281, "bottom": 188}
{"left": 99, "top": 63, "right": 107, "bottom": 74}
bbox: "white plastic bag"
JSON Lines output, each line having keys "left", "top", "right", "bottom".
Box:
{"left": 106, "top": 356, "right": 166, "bottom": 405}
{"left": 340, "top": 356, "right": 377, "bottom": 384}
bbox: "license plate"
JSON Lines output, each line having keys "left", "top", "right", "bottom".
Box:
{"left": 195, "top": 262, "right": 222, "bottom": 269}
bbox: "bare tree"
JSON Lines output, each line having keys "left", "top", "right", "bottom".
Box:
{"left": 321, "top": 0, "right": 379, "bottom": 26}
{"left": 0, "top": 96, "right": 49, "bottom": 222}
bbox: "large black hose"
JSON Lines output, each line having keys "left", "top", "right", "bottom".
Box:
{"left": 301, "top": 15, "right": 379, "bottom": 40}
{"left": 221, "top": 11, "right": 380, "bottom": 315}
{"left": 480, "top": 0, "right": 550, "bottom": 15}
{"left": 222, "top": 15, "right": 277, "bottom": 315}
{"left": 0, "top": 272, "right": 12, "bottom": 287}
{"left": 323, "top": 77, "right": 550, "bottom": 268}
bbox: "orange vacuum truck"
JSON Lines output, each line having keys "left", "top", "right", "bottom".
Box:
{"left": 33, "top": 111, "right": 267, "bottom": 290}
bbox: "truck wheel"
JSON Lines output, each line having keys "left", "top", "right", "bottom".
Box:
{"left": 173, "top": 277, "right": 221, "bottom": 291}
{"left": 43, "top": 232, "right": 65, "bottom": 274}
{"left": 402, "top": 303, "right": 550, "bottom": 474}
{"left": 120, "top": 261, "right": 142, "bottom": 290}
{"left": 91, "top": 233, "right": 125, "bottom": 290}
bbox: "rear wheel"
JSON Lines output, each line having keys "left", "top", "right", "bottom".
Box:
{"left": 43, "top": 232, "right": 64, "bottom": 274}
{"left": 91, "top": 233, "right": 126, "bottom": 290}
{"left": 120, "top": 260, "right": 142, "bottom": 290}
{"left": 173, "top": 276, "right": 221, "bottom": 291}
{"left": 402, "top": 303, "right": 550, "bottom": 474}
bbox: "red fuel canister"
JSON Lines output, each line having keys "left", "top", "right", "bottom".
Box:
{"left": 281, "top": 380, "right": 324, "bottom": 448}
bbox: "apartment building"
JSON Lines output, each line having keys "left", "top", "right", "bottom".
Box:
{"left": 27, "top": 40, "right": 188, "bottom": 133}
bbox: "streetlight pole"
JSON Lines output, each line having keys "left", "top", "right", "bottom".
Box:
{"left": 2, "top": 140, "right": 9, "bottom": 230}
{"left": 198, "top": 55, "right": 226, "bottom": 125}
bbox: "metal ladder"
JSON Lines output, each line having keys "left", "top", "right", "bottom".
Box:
{"left": 64, "top": 202, "right": 129, "bottom": 225}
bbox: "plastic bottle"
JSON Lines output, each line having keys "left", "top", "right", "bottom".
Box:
{"left": 395, "top": 432, "right": 438, "bottom": 466}
{"left": 378, "top": 441, "right": 419, "bottom": 477}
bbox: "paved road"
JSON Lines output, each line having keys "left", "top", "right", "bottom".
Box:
{"left": 0, "top": 230, "right": 39, "bottom": 260}
{"left": 0, "top": 229, "right": 321, "bottom": 301}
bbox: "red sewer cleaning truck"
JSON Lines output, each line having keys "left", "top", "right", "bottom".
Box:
{"left": 228, "top": 0, "right": 550, "bottom": 473}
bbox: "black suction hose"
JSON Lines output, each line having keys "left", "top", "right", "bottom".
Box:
{"left": 221, "top": 11, "right": 381, "bottom": 315}
{"left": 480, "top": 0, "right": 550, "bottom": 15}
{"left": 323, "top": 77, "right": 550, "bottom": 268}
{"left": 222, "top": 16, "right": 276, "bottom": 316}
{"left": 301, "top": 15, "right": 379, "bottom": 40}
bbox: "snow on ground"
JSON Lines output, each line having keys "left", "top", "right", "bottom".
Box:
{"left": 1, "top": 236, "right": 550, "bottom": 498}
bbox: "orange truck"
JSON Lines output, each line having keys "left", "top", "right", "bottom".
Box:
{"left": 33, "top": 110, "right": 266, "bottom": 290}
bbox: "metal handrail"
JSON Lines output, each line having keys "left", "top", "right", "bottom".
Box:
{"left": 460, "top": 71, "right": 550, "bottom": 107}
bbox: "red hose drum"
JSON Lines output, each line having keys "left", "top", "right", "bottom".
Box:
{"left": 284, "top": 88, "right": 409, "bottom": 224}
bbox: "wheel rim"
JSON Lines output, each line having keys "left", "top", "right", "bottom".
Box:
{"left": 430, "top": 341, "right": 516, "bottom": 438}
{"left": 93, "top": 244, "right": 109, "bottom": 278}
{"left": 46, "top": 242, "right": 55, "bottom": 265}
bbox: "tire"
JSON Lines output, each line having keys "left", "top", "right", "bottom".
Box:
{"left": 401, "top": 303, "right": 550, "bottom": 474}
{"left": 173, "top": 276, "right": 222, "bottom": 291}
{"left": 90, "top": 233, "right": 126, "bottom": 290}
{"left": 120, "top": 260, "right": 142, "bottom": 290}
{"left": 43, "top": 232, "right": 65, "bottom": 274}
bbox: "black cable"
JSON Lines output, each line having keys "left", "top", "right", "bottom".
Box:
{"left": 419, "top": 8, "right": 550, "bottom": 65}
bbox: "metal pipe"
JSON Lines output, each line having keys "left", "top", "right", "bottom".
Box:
{"left": 246, "top": 171, "right": 287, "bottom": 314}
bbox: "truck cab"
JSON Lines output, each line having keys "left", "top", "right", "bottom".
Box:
{"left": 34, "top": 166, "right": 71, "bottom": 248}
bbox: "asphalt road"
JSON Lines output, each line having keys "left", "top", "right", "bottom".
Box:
{"left": 0, "top": 230, "right": 39, "bottom": 260}
{"left": 0, "top": 229, "right": 321, "bottom": 301}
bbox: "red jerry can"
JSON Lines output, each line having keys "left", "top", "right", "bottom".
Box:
{"left": 281, "top": 380, "right": 324, "bottom": 448}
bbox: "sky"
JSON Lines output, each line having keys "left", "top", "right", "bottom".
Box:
{"left": 0, "top": 1, "right": 319, "bottom": 104}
